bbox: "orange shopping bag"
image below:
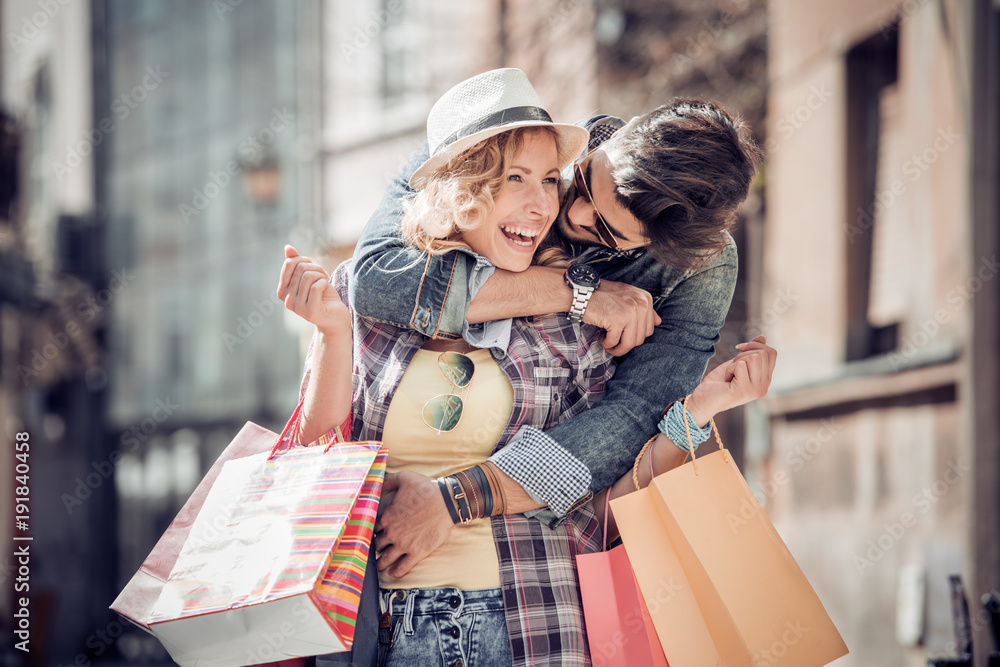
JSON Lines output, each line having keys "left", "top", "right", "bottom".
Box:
{"left": 577, "top": 480, "right": 669, "bottom": 667}
{"left": 610, "top": 407, "right": 848, "bottom": 667}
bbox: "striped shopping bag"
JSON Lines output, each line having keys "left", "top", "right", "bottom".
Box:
{"left": 113, "top": 404, "right": 386, "bottom": 667}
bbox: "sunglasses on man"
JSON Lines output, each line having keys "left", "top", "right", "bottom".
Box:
{"left": 572, "top": 154, "right": 648, "bottom": 252}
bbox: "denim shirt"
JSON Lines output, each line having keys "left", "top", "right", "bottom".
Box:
{"left": 351, "top": 117, "right": 738, "bottom": 525}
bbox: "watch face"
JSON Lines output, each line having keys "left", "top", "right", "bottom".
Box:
{"left": 568, "top": 264, "right": 600, "bottom": 289}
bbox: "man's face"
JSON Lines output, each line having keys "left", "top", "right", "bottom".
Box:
{"left": 556, "top": 138, "right": 650, "bottom": 251}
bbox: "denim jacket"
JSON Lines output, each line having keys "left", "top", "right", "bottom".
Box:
{"left": 350, "top": 117, "right": 738, "bottom": 525}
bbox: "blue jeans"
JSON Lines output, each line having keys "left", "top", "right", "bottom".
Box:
{"left": 380, "top": 587, "right": 512, "bottom": 667}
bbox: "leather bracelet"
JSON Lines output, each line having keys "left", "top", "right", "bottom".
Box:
{"left": 458, "top": 470, "right": 481, "bottom": 520}
{"left": 450, "top": 474, "right": 473, "bottom": 524}
{"left": 437, "top": 478, "right": 462, "bottom": 524}
{"left": 442, "top": 475, "right": 472, "bottom": 524}
{"left": 470, "top": 465, "right": 493, "bottom": 518}
{"left": 479, "top": 463, "right": 500, "bottom": 516}
{"left": 481, "top": 462, "right": 506, "bottom": 516}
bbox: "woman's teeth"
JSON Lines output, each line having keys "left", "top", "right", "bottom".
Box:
{"left": 501, "top": 225, "right": 538, "bottom": 247}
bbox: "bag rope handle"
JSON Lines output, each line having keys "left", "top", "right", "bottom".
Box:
{"left": 608, "top": 442, "right": 657, "bottom": 549}
{"left": 682, "top": 394, "right": 726, "bottom": 475}
{"left": 632, "top": 395, "right": 726, "bottom": 483}
{"left": 631, "top": 433, "right": 658, "bottom": 491}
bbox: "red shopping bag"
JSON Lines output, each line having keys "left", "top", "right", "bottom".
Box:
{"left": 577, "top": 466, "right": 669, "bottom": 667}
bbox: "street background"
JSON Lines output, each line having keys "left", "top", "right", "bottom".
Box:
{"left": 0, "top": 0, "right": 997, "bottom": 665}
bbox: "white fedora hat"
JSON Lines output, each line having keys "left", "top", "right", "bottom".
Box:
{"left": 409, "top": 68, "right": 590, "bottom": 189}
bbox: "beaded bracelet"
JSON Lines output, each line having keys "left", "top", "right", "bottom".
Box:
{"left": 658, "top": 398, "right": 712, "bottom": 452}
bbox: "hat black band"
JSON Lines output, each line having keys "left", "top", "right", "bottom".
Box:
{"left": 436, "top": 105, "right": 553, "bottom": 155}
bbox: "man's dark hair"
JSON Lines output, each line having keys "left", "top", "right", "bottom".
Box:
{"left": 610, "top": 98, "right": 763, "bottom": 269}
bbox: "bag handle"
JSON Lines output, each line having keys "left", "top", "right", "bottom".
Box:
{"left": 601, "top": 486, "right": 612, "bottom": 550}
{"left": 269, "top": 401, "right": 352, "bottom": 460}
{"left": 631, "top": 433, "right": 658, "bottom": 491}
{"left": 268, "top": 399, "right": 306, "bottom": 459}
{"left": 631, "top": 395, "right": 726, "bottom": 483}
{"left": 681, "top": 394, "right": 725, "bottom": 475}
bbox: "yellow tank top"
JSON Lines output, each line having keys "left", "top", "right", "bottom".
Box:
{"left": 378, "top": 347, "right": 513, "bottom": 590}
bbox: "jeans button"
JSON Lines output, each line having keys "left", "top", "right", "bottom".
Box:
{"left": 449, "top": 595, "right": 460, "bottom": 608}
{"left": 394, "top": 590, "right": 405, "bottom": 601}
{"left": 454, "top": 661, "right": 464, "bottom": 667}
{"left": 449, "top": 626, "right": 460, "bottom": 639}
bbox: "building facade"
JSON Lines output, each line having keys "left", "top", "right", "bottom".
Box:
{"left": 11, "top": 0, "right": 991, "bottom": 664}
{"left": 2, "top": 0, "right": 600, "bottom": 663}
{"left": 1, "top": 0, "right": 111, "bottom": 663}
{"left": 758, "top": 0, "right": 999, "bottom": 664}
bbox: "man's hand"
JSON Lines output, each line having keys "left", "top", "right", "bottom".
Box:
{"left": 374, "top": 471, "right": 455, "bottom": 578}
{"left": 686, "top": 335, "right": 777, "bottom": 426}
{"left": 583, "top": 280, "right": 661, "bottom": 356}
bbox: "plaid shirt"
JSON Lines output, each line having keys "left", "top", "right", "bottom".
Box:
{"left": 300, "top": 262, "right": 614, "bottom": 666}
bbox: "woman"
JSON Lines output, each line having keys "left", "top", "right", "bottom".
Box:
{"left": 278, "top": 69, "right": 773, "bottom": 666}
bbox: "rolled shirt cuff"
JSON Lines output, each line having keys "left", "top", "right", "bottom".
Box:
{"left": 461, "top": 257, "right": 512, "bottom": 352}
{"left": 489, "top": 425, "right": 592, "bottom": 517}
{"left": 463, "top": 318, "right": 512, "bottom": 353}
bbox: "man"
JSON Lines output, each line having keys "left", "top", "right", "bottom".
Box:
{"left": 350, "top": 97, "right": 764, "bottom": 576}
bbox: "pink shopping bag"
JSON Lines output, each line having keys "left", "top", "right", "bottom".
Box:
{"left": 577, "top": 477, "right": 669, "bottom": 667}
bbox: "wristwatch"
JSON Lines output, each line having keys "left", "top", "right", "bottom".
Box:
{"left": 563, "top": 264, "right": 601, "bottom": 323}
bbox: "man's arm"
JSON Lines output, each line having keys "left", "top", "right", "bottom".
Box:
{"left": 375, "top": 304, "right": 775, "bottom": 580}
{"left": 466, "top": 267, "right": 660, "bottom": 355}
{"left": 490, "top": 244, "right": 739, "bottom": 508}
{"left": 351, "top": 144, "right": 658, "bottom": 349}
{"left": 376, "top": 246, "right": 737, "bottom": 580}
{"left": 350, "top": 143, "right": 485, "bottom": 339}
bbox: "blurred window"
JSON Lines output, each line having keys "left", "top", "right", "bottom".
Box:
{"left": 866, "top": 83, "right": 908, "bottom": 329}
{"left": 844, "top": 27, "right": 900, "bottom": 361}
{"left": 379, "top": 0, "right": 427, "bottom": 108}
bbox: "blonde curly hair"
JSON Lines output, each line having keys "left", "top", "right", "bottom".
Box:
{"left": 401, "top": 126, "right": 569, "bottom": 266}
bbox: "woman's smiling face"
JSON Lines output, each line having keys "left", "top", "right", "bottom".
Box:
{"left": 461, "top": 129, "right": 561, "bottom": 273}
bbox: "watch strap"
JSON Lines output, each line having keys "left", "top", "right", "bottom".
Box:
{"left": 568, "top": 286, "right": 594, "bottom": 322}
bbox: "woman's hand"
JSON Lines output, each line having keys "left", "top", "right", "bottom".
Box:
{"left": 276, "top": 245, "right": 350, "bottom": 335}
{"left": 685, "top": 335, "right": 777, "bottom": 426}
